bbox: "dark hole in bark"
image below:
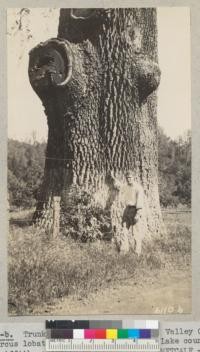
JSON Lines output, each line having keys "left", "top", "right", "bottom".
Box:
{"left": 37, "top": 55, "right": 54, "bottom": 68}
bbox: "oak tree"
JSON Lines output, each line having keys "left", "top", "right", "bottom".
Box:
{"left": 29, "top": 8, "right": 163, "bottom": 251}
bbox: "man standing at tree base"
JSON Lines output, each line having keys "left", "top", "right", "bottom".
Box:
{"left": 111, "top": 170, "right": 144, "bottom": 255}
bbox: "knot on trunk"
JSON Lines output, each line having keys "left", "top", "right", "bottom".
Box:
{"left": 58, "top": 8, "right": 108, "bottom": 43}
{"left": 28, "top": 38, "right": 73, "bottom": 94}
{"left": 134, "top": 55, "right": 161, "bottom": 104}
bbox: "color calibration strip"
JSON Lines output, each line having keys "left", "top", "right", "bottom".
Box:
{"left": 45, "top": 321, "right": 160, "bottom": 351}
{"left": 46, "top": 320, "right": 159, "bottom": 329}
{"left": 47, "top": 328, "right": 159, "bottom": 339}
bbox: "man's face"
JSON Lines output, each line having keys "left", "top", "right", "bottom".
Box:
{"left": 127, "top": 175, "right": 134, "bottom": 185}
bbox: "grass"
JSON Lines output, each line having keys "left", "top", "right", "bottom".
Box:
{"left": 8, "top": 209, "right": 191, "bottom": 315}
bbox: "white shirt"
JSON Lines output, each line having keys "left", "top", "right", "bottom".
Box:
{"left": 114, "top": 180, "right": 144, "bottom": 209}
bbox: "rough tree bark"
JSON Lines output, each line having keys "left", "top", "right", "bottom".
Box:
{"left": 29, "top": 8, "right": 163, "bottom": 252}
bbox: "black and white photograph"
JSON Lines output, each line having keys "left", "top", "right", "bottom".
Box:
{"left": 7, "top": 7, "right": 191, "bottom": 315}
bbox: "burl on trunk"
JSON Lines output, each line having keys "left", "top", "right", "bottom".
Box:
{"left": 28, "top": 8, "right": 163, "bottom": 252}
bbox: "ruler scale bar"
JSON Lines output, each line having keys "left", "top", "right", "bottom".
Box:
{"left": 46, "top": 338, "right": 160, "bottom": 352}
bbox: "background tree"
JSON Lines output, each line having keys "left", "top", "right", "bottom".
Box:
{"left": 158, "top": 128, "right": 191, "bottom": 207}
{"left": 8, "top": 139, "right": 46, "bottom": 208}
{"left": 28, "top": 8, "right": 163, "bottom": 250}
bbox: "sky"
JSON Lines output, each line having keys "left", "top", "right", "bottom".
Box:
{"left": 7, "top": 7, "right": 191, "bottom": 142}
{"left": 157, "top": 7, "right": 191, "bottom": 139}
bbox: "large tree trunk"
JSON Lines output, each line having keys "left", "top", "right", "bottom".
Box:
{"left": 28, "top": 8, "right": 163, "bottom": 252}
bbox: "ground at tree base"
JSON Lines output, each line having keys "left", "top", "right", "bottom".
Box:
{"left": 8, "top": 210, "right": 191, "bottom": 315}
{"left": 32, "top": 267, "right": 191, "bottom": 315}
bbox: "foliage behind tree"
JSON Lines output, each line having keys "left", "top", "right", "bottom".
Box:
{"left": 8, "top": 139, "right": 46, "bottom": 208}
{"left": 158, "top": 128, "right": 191, "bottom": 207}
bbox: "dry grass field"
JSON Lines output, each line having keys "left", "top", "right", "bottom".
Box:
{"left": 8, "top": 210, "right": 191, "bottom": 315}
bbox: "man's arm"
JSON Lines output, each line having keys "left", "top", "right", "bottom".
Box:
{"left": 109, "top": 171, "right": 121, "bottom": 191}
{"left": 135, "top": 185, "right": 144, "bottom": 221}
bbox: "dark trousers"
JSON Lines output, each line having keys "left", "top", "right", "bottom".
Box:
{"left": 122, "top": 205, "right": 137, "bottom": 229}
